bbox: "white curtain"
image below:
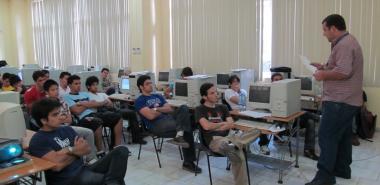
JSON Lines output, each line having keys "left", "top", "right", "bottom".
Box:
{"left": 272, "top": 0, "right": 380, "bottom": 87}
{"left": 31, "top": 0, "right": 130, "bottom": 71}
{"left": 171, "top": 0, "right": 264, "bottom": 79}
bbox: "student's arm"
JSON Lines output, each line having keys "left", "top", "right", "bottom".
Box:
{"left": 198, "top": 118, "right": 231, "bottom": 131}
{"left": 139, "top": 107, "right": 162, "bottom": 120}
{"left": 156, "top": 103, "right": 173, "bottom": 113}
{"left": 219, "top": 117, "right": 235, "bottom": 130}
{"left": 225, "top": 90, "right": 239, "bottom": 105}
{"left": 69, "top": 104, "right": 88, "bottom": 116}
{"left": 40, "top": 137, "right": 90, "bottom": 171}
{"left": 79, "top": 100, "right": 106, "bottom": 108}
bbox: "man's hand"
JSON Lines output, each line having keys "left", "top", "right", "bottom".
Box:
{"left": 72, "top": 136, "right": 90, "bottom": 156}
{"left": 310, "top": 63, "right": 324, "bottom": 70}
{"left": 313, "top": 70, "right": 325, "bottom": 81}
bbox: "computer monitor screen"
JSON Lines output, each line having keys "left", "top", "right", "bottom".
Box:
{"left": 121, "top": 78, "right": 130, "bottom": 90}
{"left": 0, "top": 103, "right": 26, "bottom": 140}
{"left": 175, "top": 82, "right": 188, "bottom": 97}
{"left": 294, "top": 76, "right": 312, "bottom": 91}
{"left": 158, "top": 72, "right": 169, "bottom": 82}
{"left": 249, "top": 85, "right": 271, "bottom": 103}
{"left": 217, "top": 74, "right": 230, "bottom": 85}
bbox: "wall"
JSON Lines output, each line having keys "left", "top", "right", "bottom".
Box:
{"left": 363, "top": 87, "right": 380, "bottom": 126}
{"left": 0, "top": 0, "right": 34, "bottom": 67}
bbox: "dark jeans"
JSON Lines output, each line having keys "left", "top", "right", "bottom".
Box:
{"left": 150, "top": 105, "right": 196, "bottom": 162}
{"left": 315, "top": 101, "right": 359, "bottom": 183}
{"left": 299, "top": 111, "right": 317, "bottom": 151}
{"left": 70, "top": 146, "right": 129, "bottom": 185}
{"left": 119, "top": 108, "right": 142, "bottom": 142}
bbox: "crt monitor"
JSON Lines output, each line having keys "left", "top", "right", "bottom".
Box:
{"left": 174, "top": 82, "right": 188, "bottom": 98}
{"left": 216, "top": 73, "right": 230, "bottom": 89}
{"left": 0, "top": 92, "right": 20, "bottom": 105}
{"left": 294, "top": 76, "right": 314, "bottom": 95}
{"left": 247, "top": 83, "right": 271, "bottom": 110}
{"left": 0, "top": 103, "right": 26, "bottom": 140}
{"left": 158, "top": 72, "right": 170, "bottom": 83}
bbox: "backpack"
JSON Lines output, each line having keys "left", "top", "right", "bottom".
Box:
{"left": 357, "top": 105, "right": 377, "bottom": 139}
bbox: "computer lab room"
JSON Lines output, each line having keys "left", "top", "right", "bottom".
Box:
{"left": 0, "top": 0, "right": 379, "bottom": 185}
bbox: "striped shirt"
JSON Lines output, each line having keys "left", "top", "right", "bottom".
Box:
{"left": 322, "top": 32, "right": 363, "bottom": 106}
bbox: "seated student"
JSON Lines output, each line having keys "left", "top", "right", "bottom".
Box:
{"left": 29, "top": 98, "right": 129, "bottom": 185}
{"left": 59, "top": 72, "right": 71, "bottom": 97}
{"left": 24, "top": 70, "right": 47, "bottom": 111}
{"left": 9, "top": 74, "right": 26, "bottom": 94}
{"left": 43, "top": 79, "right": 99, "bottom": 162}
{"left": 135, "top": 75, "right": 201, "bottom": 173}
{"left": 100, "top": 68, "right": 115, "bottom": 95}
{"left": 86, "top": 76, "right": 146, "bottom": 145}
{"left": 195, "top": 83, "right": 260, "bottom": 185}
{"left": 1, "top": 73, "right": 13, "bottom": 91}
{"left": 63, "top": 75, "right": 122, "bottom": 150}
{"left": 224, "top": 75, "right": 271, "bottom": 155}
{"left": 271, "top": 73, "right": 319, "bottom": 160}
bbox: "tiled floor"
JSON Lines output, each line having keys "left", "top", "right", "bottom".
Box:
{"left": 37, "top": 130, "right": 380, "bottom": 185}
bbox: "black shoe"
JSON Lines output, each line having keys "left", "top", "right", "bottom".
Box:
{"left": 305, "top": 179, "right": 335, "bottom": 185}
{"left": 334, "top": 172, "right": 351, "bottom": 179}
{"left": 167, "top": 136, "right": 189, "bottom": 148}
{"left": 304, "top": 150, "right": 319, "bottom": 161}
{"left": 182, "top": 162, "right": 202, "bottom": 173}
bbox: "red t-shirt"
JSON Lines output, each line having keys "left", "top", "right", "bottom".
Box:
{"left": 24, "top": 85, "right": 46, "bottom": 110}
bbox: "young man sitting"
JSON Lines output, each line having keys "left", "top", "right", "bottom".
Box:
{"left": 195, "top": 83, "right": 260, "bottom": 185}
{"left": 224, "top": 75, "right": 271, "bottom": 155}
{"left": 43, "top": 79, "right": 99, "bottom": 163}
{"left": 29, "top": 98, "right": 129, "bottom": 185}
{"left": 134, "top": 75, "right": 201, "bottom": 173}
{"left": 59, "top": 71, "right": 71, "bottom": 97}
{"left": 24, "top": 70, "right": 47, "bottom": 111}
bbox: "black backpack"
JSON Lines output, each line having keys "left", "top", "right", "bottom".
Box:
{"left": 357, "top": 105, "right": 377, "bottom": 139}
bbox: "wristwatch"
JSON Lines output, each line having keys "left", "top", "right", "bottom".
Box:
{"left": 68, "top": 146, "right": 74, "bottom": 154}
{"left": 153, "top": 107, "right": 158, "bottom": 111}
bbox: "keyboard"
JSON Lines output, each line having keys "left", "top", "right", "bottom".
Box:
{"left": 109, "top": 94, "right": 131, "bottom": 101}
{"left": 239, "top": 110, "right": 271, "bottom": 118}
{"left": 166, "top": 99, "right": 188, "bottom": 107}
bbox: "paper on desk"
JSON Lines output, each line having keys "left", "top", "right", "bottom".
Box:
{"left": 239, "top": 110, "right": 271, "bottom": 118}
{"left": 299, "top": 55, "right": 317, "bottom": 73}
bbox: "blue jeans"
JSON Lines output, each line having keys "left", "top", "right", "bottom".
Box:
{"left": 315, "top": 101, "right": 359, "bottom": 183}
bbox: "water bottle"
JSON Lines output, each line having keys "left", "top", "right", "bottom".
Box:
{"left": 239, "top": 92, "right": 247, "bottom": 111}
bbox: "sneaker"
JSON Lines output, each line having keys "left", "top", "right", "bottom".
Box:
{"left": 260, "top": 145, "right": 270, "bottom": 155}
{"left": 167, "top": 136, "right": 189, "bottom": 148}
{"left": 220, "top": 141, "right": 241, "bottom": 163}
{"left": 182, "top": 161, "right": 202, "bottom": 173}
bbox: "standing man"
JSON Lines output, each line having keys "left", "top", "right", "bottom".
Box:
{"left": 306, "top": 14, "right": 363, "bottom": 185}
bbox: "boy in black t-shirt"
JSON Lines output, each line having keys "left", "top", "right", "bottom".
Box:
{"left": 29, "top": 98, "right": 129, "bottom": 185}
{"left": 195, "top": 83, "right": 260, "bottom": 185}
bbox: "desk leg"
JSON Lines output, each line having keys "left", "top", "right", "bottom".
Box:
{"left": 295, "top": 118, "right": 300, "bottom": 168}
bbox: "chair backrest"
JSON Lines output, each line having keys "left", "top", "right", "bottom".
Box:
{"left": 221, "top": 96, "right": 232, "bottom": 111}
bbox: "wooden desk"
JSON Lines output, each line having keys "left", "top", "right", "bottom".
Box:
{"left": 231, "top": 110, "right": 305, "bottom": 184}
{"left": 0, "top": 154, "right": 56, "bottom": 184}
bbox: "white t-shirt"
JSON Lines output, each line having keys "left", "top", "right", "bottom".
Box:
{"left": 224, "top": 89, "right": 247, "bottom": 110}
{"left": 59, "top": 86, "right": 71, "bottom": 98}
{"left": 88, "top": 92, "right": 109, "bottom": 112}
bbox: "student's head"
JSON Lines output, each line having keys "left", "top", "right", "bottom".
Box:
{"left": 200, "top": 83, "right": 217, "bottom": 105}
{"left": 228, "top": 75, "right": 241, "bottom": 91}
{"left": 9, "top": 74, "right": 22, "bottom": 88}
{"left": 137, "top": 75, "right": 153, "bottom": 94}
{"left": 41, "top": 69, "right": 50, "bottom": 79}
{"left": 43, "top": 79, "right": 59, "bottom": 98}
{"left": 322, "top": 14, "right": 346, "bottom": 42}
{"left": 59, "top": 71, "right": 71, "bottom": 87}
{"left": 67, "top": 75, "right": 81, "bottom": 93}
{"left": 1, "top": 73, "right": 11, "bottom": 87}
{"left": 271, "top": 73, "right": 283, "bottom": 82}
{"left": 33, "top": 70, "right": 47, "bottom": 89}
{"left": 101, "top": 68, "right": 110, "bottom": 78}
{"left": 86, "top": 76, "right": 99, "bottom": 93}
{"left": 181, "top": 67, "right": 193, "bottom": 78}
{"left": 31, "top": 98, "right": 63, "bottom": 129}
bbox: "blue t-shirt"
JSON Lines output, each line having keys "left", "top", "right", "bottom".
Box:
{"left": 63, "top": 92, "right": 95, "bottom": 119}
{"left": 29, "top": 126, "right": 83, "bottom": 185}
{"left": 135, "top": 94, "right": 169, "bottom": 129}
